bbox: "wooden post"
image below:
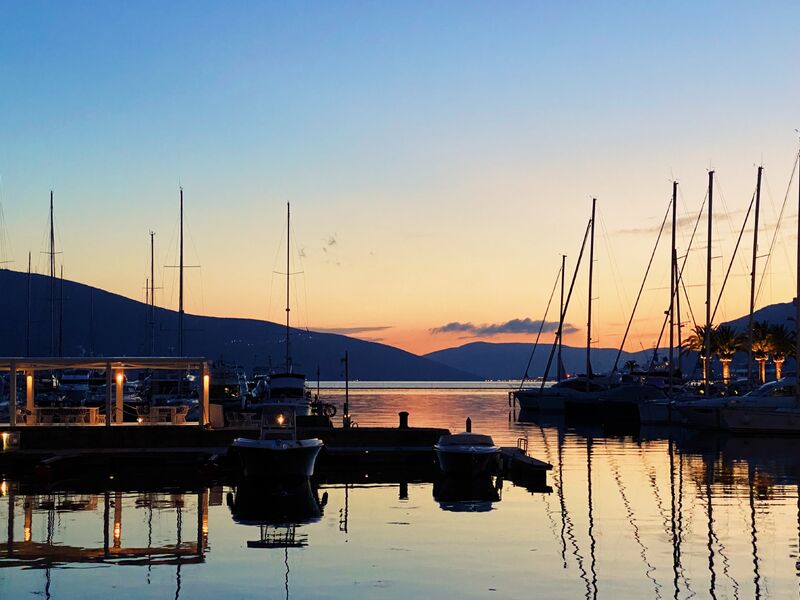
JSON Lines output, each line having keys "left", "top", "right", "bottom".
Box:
{"left": 8, "top": 361, "right": 16, "bottom": 428}
{"left": 115, "top": 371, "right": 124, "bottom": 424}
{"left": 202, "top": 363, "right": 210, "bottom": 427}
{"left": 105, "top": 362, "right": 112, "bottom": 427}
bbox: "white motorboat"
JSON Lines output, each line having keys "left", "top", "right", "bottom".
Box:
{"left": 434, "top": 432, "right": 500, "bottom": 477}
{"left": 231, "top": 405, "right": 323, "bottom": 480}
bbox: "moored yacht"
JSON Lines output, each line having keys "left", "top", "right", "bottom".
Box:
{"left": 231, "top": 405, "right": 323, "bottom": 480}
{"left": 434, "top": 431, "right": 500, "bottom": 477}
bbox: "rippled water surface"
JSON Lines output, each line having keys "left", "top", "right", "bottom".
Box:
{"left": 2, "top": 386, "right": 800, "bottom": 599}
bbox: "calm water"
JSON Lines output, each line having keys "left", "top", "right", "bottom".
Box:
{"left": 2, "top": 387, "right": 800, "bottom": 599}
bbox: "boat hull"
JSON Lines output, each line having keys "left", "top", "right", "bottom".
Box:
{"left": 720, "top": 407, "right": 800, "bottom": 433}
{"left": 231, "top": 438, "right": 323, "bottom": 480}
{"left": 434, "top": 447, "right": 500, "bottom": 477}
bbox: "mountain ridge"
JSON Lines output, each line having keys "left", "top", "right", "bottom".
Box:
{"left": 0, "top": 269, "right": 479, "bottom": 381}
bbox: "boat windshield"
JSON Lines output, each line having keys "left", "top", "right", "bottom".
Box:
{"left": 439, "top": 434, "right": 495, "bottom": 446}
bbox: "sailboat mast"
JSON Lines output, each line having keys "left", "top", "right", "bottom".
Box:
{"left": 796, "top": 144, "right": 800, "bottom": 404}
{"left": 49, "top": 191, "right": 55, "bottom": 356}
{"left": 747, "top": 166, "right": 763, "bottom": 383}
{"left": 674, "top": 248, "right": 682, "bottom": 381}
{"left": 26, "top": 251, "right": 31, "bottom": 356}
{"left": 58, "top": 265, "right": 63, "bottom": 357}
{"left": 586, "top": 197, "right": 596, "bottom": 385}
{"left": 558, "top": 253, "right": 565, "bottom": 379}
{"left": 179, "top": 188, "right": 184, "bottom": 357}
{"left": 150, "top": 231, "right": 156, "bottom": 355}
{"left": 669, "top": 181, "right": 677, "bottom": 387}
{"left": 704, "top": 171, "right": 714, "bottom": 395}
{"left": 285, "top": 202, "right": 291, "bottom": 370}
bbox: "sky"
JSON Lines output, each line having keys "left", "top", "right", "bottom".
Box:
{"left": 1, "top": 1, "right": 799, "bottom": 356}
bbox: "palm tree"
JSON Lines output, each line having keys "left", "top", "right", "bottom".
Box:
{"left": 681, "top": 325, "right": 714, "bottom": 383}
{"left": 769, "top": 323, "right": 794, "bottom": 380}
{"left": 624, "top": 360, "right": 639, "bottom": 374}
{"left": 713, "top": 324, "right": 744, "bottom": 384}
{"left": 750, "top": 320, "right": 772, "bottom": 384}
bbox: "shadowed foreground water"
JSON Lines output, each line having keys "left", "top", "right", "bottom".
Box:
{"left": 2, "top": 386, "right": 800, "bottom": 599}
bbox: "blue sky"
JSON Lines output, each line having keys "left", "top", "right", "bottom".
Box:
{"left": 1, "top": 2, "right": 799, "bottom": 352}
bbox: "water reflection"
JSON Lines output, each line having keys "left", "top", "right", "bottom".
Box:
{"left": 516, "top": 410, "right": 800, "bottom": 599}
{"left": 1, "top": 390, "right": 800, "bottom": 598}
{"left": 432, "top": 476, "right": 501, "bottom": 512}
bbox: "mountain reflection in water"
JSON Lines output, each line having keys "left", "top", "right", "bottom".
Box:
{"left": 0, "top": 388, "right": 799, "bottom": 599}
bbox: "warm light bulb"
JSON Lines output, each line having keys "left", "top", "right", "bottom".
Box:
{"left": 277, "top": 414, "right": 285, "bottom": 425}
{"left": 116, "top": 373, "right": 124, "bottom": 384}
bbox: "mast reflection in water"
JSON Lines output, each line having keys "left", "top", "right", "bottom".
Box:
{"left": 1, "top": 388, "right": 800, "bottom": 598}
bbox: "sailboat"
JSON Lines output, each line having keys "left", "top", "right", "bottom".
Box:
{"left": 516, "top": 198, "right": 621, "bottom": 413}
{"left": 253, "top": 203, "right": 312, "bottom": 416}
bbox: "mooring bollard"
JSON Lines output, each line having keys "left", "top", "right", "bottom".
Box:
{"left": 398, "top": 411, "right": 409, "bottom": 429}
{"left": 466, "top": 417, "right": 472, "bottom": 432}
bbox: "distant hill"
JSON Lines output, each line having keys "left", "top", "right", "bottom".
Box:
{"left": 724, "top": 301, "right": 795, "bottom": 331}
{"left": 424, "top": 341, "right": 653, "bottom": 380}
{"left": 0, "top": 269, "right": 479, "bottom": 381}
{"left": 424, "top": 301, "right": 799, "bottom": 381}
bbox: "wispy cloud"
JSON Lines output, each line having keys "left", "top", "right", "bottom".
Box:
{"left": 429, "top": 318, "right": 577, "bottom": 336}
{"left": 616, "top": 210, "right": 744, "bottom": 235}
{"left": 312, "top": 325, "right": 393, "bottom": 335}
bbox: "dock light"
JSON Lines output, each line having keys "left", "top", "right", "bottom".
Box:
{"left": 136, "top": 417, "right": 143, "bottom": 424}
{"left": 277, "top": 414, "right": 285, "bottom": 426}
{"left": 116, "top": 373, "right": 124, "bottom": 385}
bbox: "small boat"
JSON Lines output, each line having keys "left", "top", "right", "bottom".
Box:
{"left": 231, "top": 405, "right": 323, "bottom": 480}
{"left": 434, "top": 431, "right": 500, "bottom": 477}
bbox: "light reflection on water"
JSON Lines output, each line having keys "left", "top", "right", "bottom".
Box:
{"left": 0, "top": 388, "right": 799, "bottom": 599}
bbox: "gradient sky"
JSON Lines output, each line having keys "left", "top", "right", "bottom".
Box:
{"left": 1, "top": 2, "right": 799, "bottom": 355}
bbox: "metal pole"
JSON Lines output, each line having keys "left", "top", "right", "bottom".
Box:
{"left": 58, "top": 265, "right": 63, "bottom": 357}
{"left": 558, "top": 254, "right": 565, "bottom": 379}
{"left": 747, "top": 166, "right": 762, "bottom": 384}
{"left": 25, "top": 253, "right": 31, "bottom": 357}
{"left": 586, "top": 198, "right": 596, "bottom": 388}
{"left": 343, "top": 351, "right": 349, "bottom": 427}
{"left": 285, "top": 202, "right": 291, "bottom": 370}
{"left": 796, "top": 147, "right": 800, "bottom": 405}
{"left": 669, "top": 181, "right": 677, "bottom": 388}
{"left": 49, "top": 191, "right": 55, "bottom": 357}
{"left": 151, "top": 231, "right": 155, "bottom": 355}
{"left": 179, "top": 189, "right": 184, "bottom": 357}
{"left": 705, "top": 171, "right": 714, "bottom": 396}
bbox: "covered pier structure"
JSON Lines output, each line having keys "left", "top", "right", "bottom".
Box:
{"left": 1, "top": 357, "right": 210, "bottom": 428}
